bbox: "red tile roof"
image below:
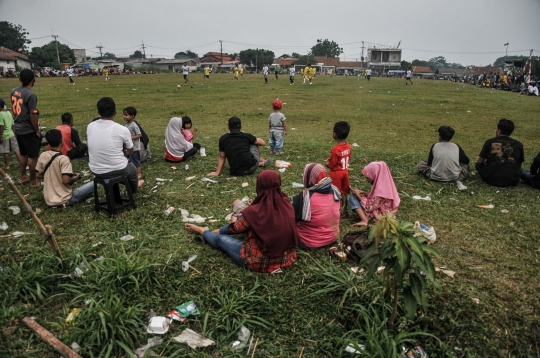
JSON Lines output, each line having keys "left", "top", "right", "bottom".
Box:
{"left": 0, "top": 46, "right": 29, "bottom": 61}
{"left": 314, "top": 56, "right": 340, "bottom": 67}
{"left": 412, "top": 66, "right": 433, "bottom": 73}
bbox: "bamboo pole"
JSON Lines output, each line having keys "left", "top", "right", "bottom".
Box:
{"left": 0, "top": 168, "right": 63, "bottom": 260}
{"left": 22, "top": 317, "right": 82, "bottom": 358}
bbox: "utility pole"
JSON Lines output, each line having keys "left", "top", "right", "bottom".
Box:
{"left": 220, "top": 40, "right": 223, "bottom": 65}
{"left": 361, "top": 41, "right": 365, "bottom": 71}
{"left": 96, "top": 43, "right": 103, "bottom": 59}
{"left": 141, "top": 40, "right": 147, "bottom": 59}
{"left": 52, "top": 34, "right": 60, "bottom": 64}
{"left": 504, "top": 42, "right": 509, "bottom": 61}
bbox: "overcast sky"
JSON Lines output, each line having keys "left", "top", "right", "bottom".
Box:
{"left": 2, "top": 0, "right": 539, "bottom": 66}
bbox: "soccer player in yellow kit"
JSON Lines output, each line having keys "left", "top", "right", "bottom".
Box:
{"left": 233, "top": 65, "right": 239, "bottom": 80}
{"left": 204, "top": 65, "right": 210, "bottom": 79}
{"left": 303, "top": 65, "right": 310, "bottom": 84}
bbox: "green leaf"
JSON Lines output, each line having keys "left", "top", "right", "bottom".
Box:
{"left": 422, "top": 245, "right": 441, "bottom": 258}
{"left": 403, "top": 286, "right": 417, "bottom": 320}
{"left": 403, "top": 236, "right": 424, "bottom": 259}
{"left": 409, "top": 272, "right": 427, "bottom": 309}
{"left": 395, "top": 238, "right": 408, "bottom": 273}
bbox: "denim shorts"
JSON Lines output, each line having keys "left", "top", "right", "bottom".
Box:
{"left": 128, "top": 151, "right": 141, "bottom": 168}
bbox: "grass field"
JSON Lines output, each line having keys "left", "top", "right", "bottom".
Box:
{"left": 0, "top": 73, "right": 539, "bottom": 357}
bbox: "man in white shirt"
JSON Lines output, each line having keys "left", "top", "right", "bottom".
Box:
{"left": 366, "top": 68, "right": 372, "bottom": 81}
{"left": 87, "top": 97, "right": 142, "bottom": 194}
{"left": 405, "top": 69, "right": 413, "bottom": 85}
{"left": 181, "top": 63, "right": 189, "bottom": 84}
{"left": 66, "top": 67, "right": 74, "bottom": 85}
{"left": 289, "top": 64, "right": 295, "bottom": 85}
{"left": 533, "top": 83, "right": 539, "bottom": 96}
{"left": 262, "top": 64, "right": 269, "bottom": 84}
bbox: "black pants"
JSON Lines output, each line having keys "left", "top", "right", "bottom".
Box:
{"left": 166, "top": 143, "right": 201, "bottom": 162}
{"left": 69, "top": 76, "right": 74, "bottom": 83}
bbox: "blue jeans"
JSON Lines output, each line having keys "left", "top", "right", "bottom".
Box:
{"left": 202, "top": 225, "right": 247, "bottom": 268}
{"left": 270, "top": 130, "right": 284, "bottom": 152}
{"left": 66, "top": 181, "right": 96, "bottom": 206}
{"left": 348, "top": 194, "right": 364, "bottom": 210}
{"left": 522, "top": 171, "right": 533, "bottom": 186}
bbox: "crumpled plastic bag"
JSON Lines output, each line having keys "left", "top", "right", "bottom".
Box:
{"left": 231, "top": 325, "right": 251, "bottom": 350}
{"left": 135, "top": 336, "right": 163, "bottom": 357}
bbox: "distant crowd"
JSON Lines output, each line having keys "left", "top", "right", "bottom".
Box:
{"left": 451, "top": 71, "right": 539, "bottom": 96}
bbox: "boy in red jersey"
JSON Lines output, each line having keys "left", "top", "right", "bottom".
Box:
{"left": 327, "top": 121, "right": 351, "bottom": 211}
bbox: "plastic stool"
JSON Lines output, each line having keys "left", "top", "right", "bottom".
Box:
{"left": 93, "top": 176, "right": 136, "bottom": 216}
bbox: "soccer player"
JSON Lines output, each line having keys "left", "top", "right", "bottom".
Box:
{"left": 233, "top": 65, "right": 239, "bottom": 80}
{"left": 405, "top": 68, "right": 413, "bottom": 85}
{"left": 66, "top": 67, "right": 75, "bottom": 85}
{"left": 289, "top": 64, "right": 295, "bottom": 85}
{"left": 262, "top": 64, "right": 269, "bottom": 84}
{"left": 204, "top": 65, "right": 210, "bottom": 79}
{"left": 303, "top": 65, "right": 310, "bottom": 84}
{"left": 104, "top": 68, "right": 110, "bottom": 82}
{"left": 181, "top": 62, "right": 189, "bottom": 84}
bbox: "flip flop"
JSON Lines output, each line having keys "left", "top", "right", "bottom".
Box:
{"left": 192, "top": 236, "right": 205, "bottom": 245}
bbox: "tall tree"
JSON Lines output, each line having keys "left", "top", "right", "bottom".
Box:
{"left": 400, "top": 60, "right": 412, "bottom": 70}
{"left": 292, "top": 52, "right": 300, "bottom": 58}
{"left": 295, "top": 54, "right": 317, "bottom": 66}
{"left": 130, "top": 50, "right": 143, "bottom": 59}
{"left": 102, "top": 52, "right": 117, "bottom": 59}
{"left": 310, "top": 39, "right": 342, "bottom": 57}
{"left": 0, "top": 21, "right": 31, "bottom": 54}
{"left": 29, "top": 41, "right": 76, "bottom": 68}
{"left": 428, "top": 56, "right": 448, "bottom": 68}
{"left": 174, "top": 50, "right": 199, "bottom": 59}
{"left": 239, "top": 49, "right": 275, "bottom": 70}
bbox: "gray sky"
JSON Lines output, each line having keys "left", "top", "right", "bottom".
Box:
{"left": 2, "top": 0, "right": 539, "bottom": 66}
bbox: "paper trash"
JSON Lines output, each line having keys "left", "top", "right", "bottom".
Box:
{"left": 146, "top": 316, "right": 171, "bottom": 334}
{"left": 173, "top": 328, "right": 215, "bottom": 348}
{"left": 412, "top": 195, "right": 431, "bottom": 201}
{"left": 8, "top": 206, "right": 21, "bottom": 215}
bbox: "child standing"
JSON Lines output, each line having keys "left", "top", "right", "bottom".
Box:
{"left": 0, "top": 98, "right": 21, "bottom": 170}
{"left": 268, "top": 99, "right": 287, "bottom": 155}
{"left": 327, "top": 121, "right": 351, "bottom": 209}
{"left": 181, "top": 116, "right": 198, "bottom": 143}
{"left": 123, "top": 106, "right": 142, "bottom": 179}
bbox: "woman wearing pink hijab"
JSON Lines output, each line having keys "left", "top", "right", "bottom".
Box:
{"left": 348, "top": 161, "right": 400, "bottom": 227}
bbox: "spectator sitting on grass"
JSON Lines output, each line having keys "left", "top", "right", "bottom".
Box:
{"left": 207, "top": 116, "right": 272, "bottom": 177}
{"left": 36, "top": 129, "right": 94, "bottom": 207}
{"left": 417, "top": 126, "right": 470, "bottom": 183}
{"left": 521, "top": 151, "right": 540, "bottom": 189}
{"left": 476, "top": 118, "right": 524, "bottom": 187}
{"left": 46, "top": 112, "right": 88, "bottom": 159}
{"left": 184, "top": 170, "right": 297, "bottom": 273}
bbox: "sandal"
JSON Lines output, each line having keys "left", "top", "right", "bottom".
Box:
{"left": 192, "top": 236, "right": 205, "bottom": 245}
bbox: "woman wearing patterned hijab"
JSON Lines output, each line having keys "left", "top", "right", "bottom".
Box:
{"left": 292, "top": 163, "right": 341, "bottom": 249}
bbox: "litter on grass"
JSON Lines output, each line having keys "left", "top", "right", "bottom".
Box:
{"left": 0, "top": 222, "right": 8, "bottom": 231}
{"left": 501, "top": 209, "right": 509, "bottom": 213}
{"left": 275, "top": 160, "right": 291, "bottom": 168}
{"left": 278, "top": 167, "right": 287, "bottom": 173}
{"left": 231, "top": 326, "right": 251, "bottom": 350}
{"left": 65, "top": 308, "right": 81, "bottom": 323}
{"left": 186, "top": 176, "right": 196, "bottom": 181}
{"left": 119, "top": 234, "right": 135, "bottom": 241}
{"left": 344, "top": 343, "right": 365, "bottom": 354}
{"left": 201, "top": 177, "right": 218, "bottom": 183}
{"left": 412, "top": 195, "right": 431, "bottom": 201}
{"left": 292, "top": 182, "right": 304, "bottom": 188}
{"left": 173, "top": 328, "right": 215, "bottom": 349}
{"left": 164, "top": 207, "right": 175, "bottom": 216}
{"left": 10, "top": 231, "right": 32, "bottom": 238}
{"left": 472, "top": 298, "right": 480, "bottom": 304}
{"left": 146, "top": 316, "right": 171, "bottom": 334}
{"left": 477, "top": 204, "right": 494, "bottom": 209}
{"left": 242, "top": 182, "right": 249, "bottom": 188}
{"left": 155, "top": 178, "right": 173, "bottom": 182}
{"left": 171, "top": 166, "right": 177, "bottom": 170}
{"left": 8, "top": 206, "right": 20, "bottom": 214}
{"left": 200, "top": 147, "right": 206, "bottom": 156}
{"left": 352, "top": 143, "right": 359, "bottom": 147}
{"left": 241, "top": 196, "right": 250, "bottom": 202}
{"left": 135, "top": 337, "right": 163, "bottom": 358}
{"left": 181, "top": 255, "right": 198, "bottom": 272}
{"left": 456, "top": 181, "right": 467, "bottom": 191}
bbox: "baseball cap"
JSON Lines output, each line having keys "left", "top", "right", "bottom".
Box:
{"left": 272, "top": 99, "right": 283, "bottom": 110}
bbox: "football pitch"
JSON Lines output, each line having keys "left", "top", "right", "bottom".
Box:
{"left": 0, "top": 73, "right": 538, "bottom": 356}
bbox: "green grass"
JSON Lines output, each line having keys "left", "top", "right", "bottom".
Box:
{"left": 1, "top": 73, "right": 539, "bottom": 357}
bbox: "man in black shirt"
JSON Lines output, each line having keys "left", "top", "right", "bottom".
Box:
{"left": 207, "top": 117, "right": 271, "bottom": 177}
{"left": 476, "top": 119, "right": 524, "bottom": 187}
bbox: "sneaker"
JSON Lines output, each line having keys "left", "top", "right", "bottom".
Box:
{"left": 263, "top": 158, "right": 273, "bottom": 167}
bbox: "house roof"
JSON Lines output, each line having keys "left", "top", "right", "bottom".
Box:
{"left": 0, "top": 46, "right": 29, "bottom": 61}
{"left": 472, "top": 66, "right": 503, "bottom": 75}
{"left": 276, "top": 58, "right": 297, "bottom": 66}
{"left": 314, "top": 56, "right": 340, "bottom": 67}
{"left": 412, "top": 66, "right": 433, "bottom": 73}
{"left": 200, "top": 52, "right": 233, "bottom": 63}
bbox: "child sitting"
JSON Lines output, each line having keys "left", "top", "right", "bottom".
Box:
{"left": 327, "top": 121, "right": 351, "bottom": 210}
{"left": 123, "top": 106, "right": 143, "bottom": 179}
{"left": 181, "top": 116, "right": 198, "bottom": 143}
{"left": 268, "top": 99, "right": 287, "bottom": 155}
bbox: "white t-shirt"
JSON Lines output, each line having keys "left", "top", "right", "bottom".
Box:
{"left": 87, "top": 119, "right": 133, "bottom": 174}
{"left": 289, "top": 67, "right": 295, "bottom": 76}
{"left": 66, "top": 68, "right": 73, "bottom": 77}
{"left": 534, "top": 86, "right": 539, "bottom": 96}
{"left": 406, "top": 70, "right": 411, "bottom": 77}
{"left": 263, "top": 66, "right": 268, "bottom": 75}
{"left": 367, "top": 69, "right": 372, "bottom": 75}
{"left": 181, "top": 66, "right": 189, "bottom": 75}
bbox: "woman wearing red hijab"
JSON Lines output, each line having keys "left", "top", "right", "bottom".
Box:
{"left": 349, "top": 161, "right": 400, "bottom": 227}
{"left": 184, "top": 170, "right": 298, "bottom": 273}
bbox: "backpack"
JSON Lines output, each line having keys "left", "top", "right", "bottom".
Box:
{"left": 341, "top": 230, "right": 377, "bottom": 262}
{"left": 134, "top": 120, "right": 151, "bottom": 162}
